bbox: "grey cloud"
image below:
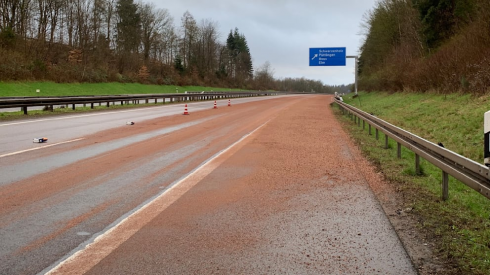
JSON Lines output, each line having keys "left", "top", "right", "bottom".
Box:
{"left": 150, "top": 0, "right": 376, "bottom": 85}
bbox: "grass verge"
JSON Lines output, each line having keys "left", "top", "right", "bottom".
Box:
{"left": 0, "top": 82, "right": 242, "bottom": 97}
{"left": 334, "top": 91, "right": 490, "bottom": 274}
{"left": 0, "top": 82, "right": 245, "bottom": 121}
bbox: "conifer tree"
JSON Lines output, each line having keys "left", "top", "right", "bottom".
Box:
{"left": 226, "top": 28, "right": 253, "bottom": 82}
{"left": 116, "top": 0, "right": 141, "bottom": 53}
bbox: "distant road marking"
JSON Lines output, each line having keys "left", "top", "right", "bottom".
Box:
{"left": 44, "top": 120, "right": 271, "bottom": 275}
{"left": 0, "top": 97, "right": 284, "bottom": 127}
{"left": 0, "top": 106, "right": 174, "bottom": 127}
{"left": 0, "top": 138, "right": 85, "bottom": 158}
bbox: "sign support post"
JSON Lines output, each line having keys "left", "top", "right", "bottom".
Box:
{"left": 346, "top": 55, "right": 358, "bottom": 95}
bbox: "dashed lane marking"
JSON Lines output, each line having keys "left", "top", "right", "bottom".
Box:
{"left": 0, "top": 138, "right": 85, "bottom": 158}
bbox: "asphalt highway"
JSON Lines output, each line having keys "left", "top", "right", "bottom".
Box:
{"left": 0, "top": 95, "right": 416, "bottom": 274}
{"left": 0, "top": 97, "right": 271, "bottom": 156}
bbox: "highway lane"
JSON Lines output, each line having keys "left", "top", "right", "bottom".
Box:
{"left": 0, "top": 96, "right": 278, "bottom": 156}
{"left": 47, "top": 95, "right": 416, "bottom": 274}
{"left": 0, "top": 96, "right": 301, "bottom": 275}
{"left": 1, "top": 95, "right": 416, "bottom": 274}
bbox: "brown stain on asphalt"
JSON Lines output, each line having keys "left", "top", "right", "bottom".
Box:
{"left": 15, "top": 200, "right": 113, "bottom": 255}
{"left": 4, "top": 95, "right": 438, "bottom": 274}
{"left": 83, "top": 96, "right": 417, "bottom": 275}
{"left": 0, "top": 97, "right": 301, "bottom": 228}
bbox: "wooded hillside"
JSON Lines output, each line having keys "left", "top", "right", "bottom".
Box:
{"left": 359, "top": 0, "right": 490, "bottom": 94}
{"left": 0, "top": 0, "right": 338, "bottom": 93}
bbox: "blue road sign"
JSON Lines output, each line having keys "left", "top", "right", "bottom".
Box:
{"left": 309, "top": 47, "right": 346, "bottom": 66}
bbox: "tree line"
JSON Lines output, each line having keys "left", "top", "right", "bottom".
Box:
{"left": 359, "top": 0, "right": 490, "bottom": 94}
{"left": 0, "top": 0, "right": 340, "bottom": 93}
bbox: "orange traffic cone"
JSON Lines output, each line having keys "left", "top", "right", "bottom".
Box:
{"left": 183, "top": 104, "right": 189, "bottom": 115}
{"left": 213, "top": 101, "right": 217, "bottom": 109}
{"left": 228, "top": 99, "right": 231, "bottom": 107}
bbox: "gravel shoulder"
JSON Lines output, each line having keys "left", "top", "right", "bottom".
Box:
{"left": 333, "top": 102, "right": 457, "bottom": 275}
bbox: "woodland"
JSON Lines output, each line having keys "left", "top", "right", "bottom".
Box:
{"left": 0, "top": 0, "right": 344, "bottom": 93}
{"left": 359, "top": 0, "right": 490, "bottom": 94}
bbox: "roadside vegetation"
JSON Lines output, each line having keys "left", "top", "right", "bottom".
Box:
{"left": 0, "top": 82, "right": 240, "bottom": 97}
{"left": 359, "top": 0, "right": 490, "bottom": 94}
{"left": 0, "top": 1, "right": 340, "bottom": 93}
{"left": 336, "top": 91, "right": 490, "bottom": 274}
{"left": 0, "top": 82, "right": 246, "bottom": 121}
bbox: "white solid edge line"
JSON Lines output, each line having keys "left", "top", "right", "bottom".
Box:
{"left": 44, "top": 119, "right": 271, "bottom": 275}
{"left": 0, "top": 138, "right": 86, "bottom": 158}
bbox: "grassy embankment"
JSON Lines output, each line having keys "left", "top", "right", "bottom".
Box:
{"left": 335, "top": 92, "right": 490, "bottom": 274}
{"left": 0, "top": 82, "right": 242, "bottom": 119}
{"left": 0, "top": 81, "right": 239, "bottom": 96}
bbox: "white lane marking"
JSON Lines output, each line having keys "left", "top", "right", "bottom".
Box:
{"left": 0, "top": 138, "right": 85, "bottom": 158}
{"left": 44, "top": 120, "right": 270, "bottom": 275}
{"left": 0, "top": 105, "right": 180, "bottom": 127}
{"left": 0, "top": 96, "right": 287, "bottom": 127}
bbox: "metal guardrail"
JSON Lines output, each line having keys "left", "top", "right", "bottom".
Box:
{"left": 0, "top": 91, "right": 277, "bottom": 114}
{"left": 334, "top": 99, "right": 490, "bottom": 201}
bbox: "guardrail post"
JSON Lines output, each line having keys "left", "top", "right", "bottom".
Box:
{"left": 72, "top": 104, "right": 75, "bottom": 110}
{"left": 107, "top": 102, "right": 110, "bottom": 107}
{"left": 91, "top": 103, "right": 94, "bottom": 109}
{"left": 375, "top": 129, "right": 379, "bottom": 140}
{"left": 385, "top": 134, "right": 389, "bottom": 149}
{"left": 362, "top": 120, "right": 365, "bottom": 130}
{"left": 415, "top": 154, "right": 421, "bottom": 175}
{"left": 358, "top": 117, "right": 361, "bottom": 127}
{"left": 442, "top": 171, "right": 449, "bottom": 200}
{"left": 397, "top": 143, "right": 401, "bottom": 158}
{"left": 485, "top": 111, "right": 490, "bottom": 166}
{"left": 22, "top": 106, "right": 28, "bottom": 115}
{"left": 369, "top": 124, "right": 372, "bottom": 135}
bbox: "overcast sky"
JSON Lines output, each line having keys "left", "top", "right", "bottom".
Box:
{"left": 149, "top": 0, "right": 377, "bottom": 86}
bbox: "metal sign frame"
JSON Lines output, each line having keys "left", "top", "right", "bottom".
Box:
{"left": 309, "top": 47, "right": 358, "bottom": 95}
